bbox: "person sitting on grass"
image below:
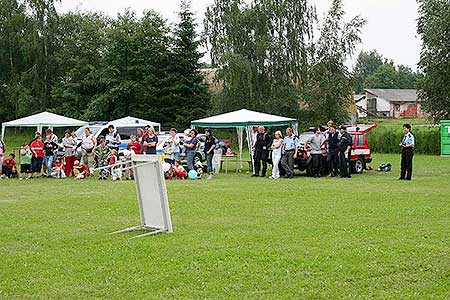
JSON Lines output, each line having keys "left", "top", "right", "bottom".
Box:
{"left": 109, "top": 149, "right": 122, "bottom": 181}
{"left": 51, "top": 158, "right": 66, "bottom": 178}
{"left": 1, "top": 153, "right": 17, "bottom": 179}
{"left": 19, "top": 144, "right": 32, "bottom": 180}
{"left": 95, "top": 138, "right": 111, "bottom": 180}
{"left": 173, "top": 159, "right": 187, "bottom": 180}
{"left": 73, "top": 160, "right": 88, "bottom": 180}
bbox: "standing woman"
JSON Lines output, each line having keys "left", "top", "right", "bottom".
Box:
{"left": 184, "top": 129, "right": 198, "bottom": 171}
{"left": 170, "top": 128, "right": 181, "bottom": 161}
{"left": 204, "top": 128, "right": 216, "bottom": 180}
{"left": 271, "top": 131, "right": 283, "bottom": 179}
{"left": 62, "top": 130, "right": 76, "bottom": 177}
{"left": 30, "top": 136, "right": 45, "bottom": 177}
{"left": 81, "top": 127, "right": 97, "bottom": 175}
{"left": 143, "top": 126, "right": 158, "bottom": 155}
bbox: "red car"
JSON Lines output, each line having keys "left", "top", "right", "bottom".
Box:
{"left": 294, "top": 124, "right": 376, "bottom": 175}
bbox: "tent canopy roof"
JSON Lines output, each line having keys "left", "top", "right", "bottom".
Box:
{"left": 110, "top": 116, "right": 160, "bottom": 128}
{"left": 2, "top": 112, "right": 88, "bottom": 128}
{"left": 191, "top": 109, "right": 297, "bottom": 128}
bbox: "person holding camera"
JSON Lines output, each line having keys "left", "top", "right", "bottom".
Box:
{"left": 105, "top": 125, "right": 121, "bottom": 151}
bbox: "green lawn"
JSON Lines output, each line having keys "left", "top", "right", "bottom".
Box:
{"left": 1, "top": 154, "right": 449, "bottom": 300}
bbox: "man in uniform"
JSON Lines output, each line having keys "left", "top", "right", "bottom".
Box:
{"left": 281, "top": 127, "right": 298, "bottom": 179}
{"left": 399, "top": 123, "right": 415, "bottom": 180}
{"left": 338, "top": 126, "right": 352, "bottom": 178}
{"left": 326, "top": 125, "right": 340, "bottom": 177}
{"left": 252, "top": 126, "right": 272, "bottom": 177}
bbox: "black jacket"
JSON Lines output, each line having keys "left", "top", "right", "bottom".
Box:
{"left": 338, "top": 132, "right": 352, "bottom": 152}
{"left": 255, "top": 133, "right": 272, "bottom": 151}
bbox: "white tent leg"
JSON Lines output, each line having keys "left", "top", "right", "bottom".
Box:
{"left": 246, "top": 126, "right": 255, "bottom": 174}
{"left": 1, "top": 125, "right": 5, "bottom": 140}
{"left": 237, "top": 127, "right": 244, "bottom": 168}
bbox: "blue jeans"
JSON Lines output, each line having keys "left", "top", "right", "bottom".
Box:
{"left": 186, "top": 151, "right": 196, "bottom": 171}
{"left": 43, "top": 155, "right": 54, "bottom": 176}
{"left": 206, "top": 153, "right": 214, "bottom": 174}
{"left": 174, "top": 152, "right": 181, "bottom": 161}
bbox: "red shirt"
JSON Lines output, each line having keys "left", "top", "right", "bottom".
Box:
{"left": 3, "top": 157, "right": 16, "bottom": 169}
{"left": 30, "top": 141, "right": 44, "bottom": 158}
{"left": 132, "top": 141, "right": 141, "bottom": 154}
{"left": 109, "top": 155, "right": 117, "bottom": 166}
{"left": 79, "top": 163, "right": 88, "bottom": 174}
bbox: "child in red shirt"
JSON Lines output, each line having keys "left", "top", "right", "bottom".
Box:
{"left": 1, "top": 153, "right": 17, "bottom": 178}
{"left": 51, "top": 158, "right": 66, "bottom": 178}
{"left": 30, "top": 136, "right": 44, "bottom": 177}
{"left": 173, "top": 159, "right": 187, "bottom": 180}
{"left": 73, "top": 160, "right": 88, "bottom": 179}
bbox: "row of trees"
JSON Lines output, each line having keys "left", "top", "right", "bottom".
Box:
{"left": 0, "top": 0, "right": 208, "bottom": 129}
{"left": 352, "top": 50, "right": 418, "bottom": 93}
{"left": 204, "top": 0, "right": 365, "bottom": 125}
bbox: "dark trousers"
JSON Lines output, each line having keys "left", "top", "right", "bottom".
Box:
{"left": 2, "top": 165, "right": 12, "bottom": 177}
{"left": 327, "top": 150, "right": 339, "bottom": 176}
{"left": 400, "top": 148, "right": 414, "bottom": 180}
{"left": 339, "top": 151, "right": 351, "bottom": 177}
{"left": 206, "top": 153, "right": 214, "bottom": 174}
{"left": 254, "top": 149, "right": 269, "bottom": 176}
{"left": 281, "top": 150, "right": 295, "bottom": 177}
{"left": 311, "top": 154, "right": 322, "bottom": 176}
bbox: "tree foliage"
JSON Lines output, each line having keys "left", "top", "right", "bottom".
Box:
{"left": 0, "top": 0, "right": 209, "bottom": 130}
{"left": 353, "top": 50, "right": 418, "bottom": 93}
{"left": 417, "top": 0, "right": 450, "bottom": 121}
{"left": 204, "top": 0, "right": 365, "bottom": 125}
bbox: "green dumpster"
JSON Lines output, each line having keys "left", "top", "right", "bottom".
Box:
{"left": 441, "top": 120, "right": 450, "bottom": 156}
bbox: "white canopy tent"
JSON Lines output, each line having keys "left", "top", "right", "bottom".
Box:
{"left": 110, "top": 116, "right": 161, "bottom": 132}
{"left": 191, "top": 109, "right": 298, "bottom": 170}
{"left": 1, "top": 112, "right": 88, "bottom": 139}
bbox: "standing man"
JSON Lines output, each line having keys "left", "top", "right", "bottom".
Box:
{"left": 204, "top": 128, "right": 216, "bottom": 180}
{"left": 105, "top": 125, "right": 121, "bottom": 151}
{"left": 338, "top": 126, "right": 352, "bottom": 178}
{"left": 326, "top": 125, "right": 340, "bottom": 177}
{"left": 252, "top": 126, "right": 272, "bottom": 177}
{"left": 281, "top": 127, "right": 298, "bottom": 179}
{"left": 399, "top": 124, "right": 415, "bottom": 180}
{"left": 305, "top": 127, "right": 325, "bottom": 178}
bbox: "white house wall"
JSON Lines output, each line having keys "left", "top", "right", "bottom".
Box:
{"left": 377, "top": 97, "right": 391, "bottom": 112}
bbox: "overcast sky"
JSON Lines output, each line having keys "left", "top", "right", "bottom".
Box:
{"left": 57, "top": 0, "right": 421, "bottom": 70}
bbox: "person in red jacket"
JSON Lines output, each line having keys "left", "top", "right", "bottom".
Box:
{"left": 1, "top": 153, "right": 17, "bottom": 178}
{"left": 30, "top": 136, "right": 44, "bottom": 177}
{"left": 73, "top": 160, "right": 88, "bottom": 179}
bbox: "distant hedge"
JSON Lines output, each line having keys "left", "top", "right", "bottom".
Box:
{"left": 366, "top": 125, "right": 440, "bottom": 155}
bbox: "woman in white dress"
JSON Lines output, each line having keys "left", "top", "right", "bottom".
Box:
{"left": 271, "top": 131, "right": 283, "bottom": 179}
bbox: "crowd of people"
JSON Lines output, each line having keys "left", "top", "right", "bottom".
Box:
{"left": 0, "top": 121, "right": 415, "bottom": 181}
{"left": 250, "top": 121, "right": 415, "bottom": 180}
{"left": 0, "top": 125, "right": 218, "bottom": 181}
{"left": 250, "top": 121, "right": 353, "bottom": 179}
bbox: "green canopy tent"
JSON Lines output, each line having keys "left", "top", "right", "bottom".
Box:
{"left": 191, "top": 109, "right": 298, "bottom": 170}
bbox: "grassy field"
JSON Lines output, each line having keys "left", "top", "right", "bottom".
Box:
{"left": 1, "top": 153, "right": 449, "bottom": 300}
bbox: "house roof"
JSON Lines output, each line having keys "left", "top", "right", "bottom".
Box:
{"left": 354, "top": 94, "right": 366, "bottom": 103}
{"left": 365, "top": 89, "right": 418, "bottom": 102}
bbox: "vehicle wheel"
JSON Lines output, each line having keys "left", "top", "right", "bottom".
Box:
{"left": 352, "top": 158, "right": 364, "bottom": 174}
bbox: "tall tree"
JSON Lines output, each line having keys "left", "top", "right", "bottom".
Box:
{"left": 417, "top": 0, "right": 450, "bottom": 120}
{"left": 352, "top": 50, "right": 384, "bottom": 93}
{"left": 169, "top": 0, "right": 210, "bottom": 129}
{"left": 51, "top": 11, "right": 109, "bottom": 119}
{"left": 205, "top": 0, "right": 364, "bottom": 125}
{"left": 300, "top": 0, "right": 365, "bottom": 125}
